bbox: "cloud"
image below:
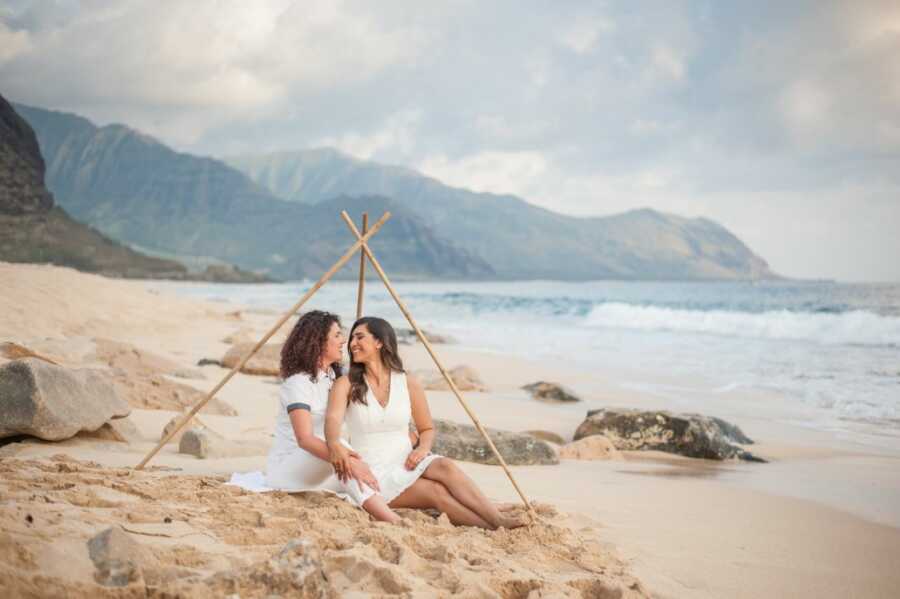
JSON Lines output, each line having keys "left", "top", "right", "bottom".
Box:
{"left": 419, "top": 151, "right": 548, "bottom": 198}
{"left": 1, "top": 0, "right": 898, "bottom": 280}
{"left": 315, "top": 108, "right": 423, "bottom": 160}
{"left": 0, "top": 21, "right": 30, "bottom": 63}
{"left": 556, "top": 16, "right": 613, "bottom": 54}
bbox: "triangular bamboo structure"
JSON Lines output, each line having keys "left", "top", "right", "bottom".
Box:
{"left": 135, "top": 210, "right": 536, "bottom": 520}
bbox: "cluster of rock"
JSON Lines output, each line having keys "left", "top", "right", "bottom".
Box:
{"left": 425, "top": 379, "right": 762, "bottom": 465}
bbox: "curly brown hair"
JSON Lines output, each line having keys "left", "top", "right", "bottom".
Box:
{"left": 348, "top": 317, "right": 405, "bottom": 405}
{"left": 280, "top": 310, "right": 343, "bottom": 381}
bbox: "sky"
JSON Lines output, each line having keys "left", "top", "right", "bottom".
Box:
{"left": 1, "top": 0, "right": 898, "bottom": 281}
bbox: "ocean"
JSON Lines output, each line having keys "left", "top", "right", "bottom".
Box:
{"left": 151, "top": 278, "right": 900, "bottom": 448}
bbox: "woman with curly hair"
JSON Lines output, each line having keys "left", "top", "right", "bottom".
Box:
{"left": 265, "top": 310, "right": 400, "bottom": 522}
{"left": 326, "top": 317, "right": 526, "bottom": 530}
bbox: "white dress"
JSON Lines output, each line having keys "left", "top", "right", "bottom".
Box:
{"left": 345, "top": 371, "right": 441, "bottom": 503}
{"left": 264, "top": 369, "right": 375, "bottom": 506}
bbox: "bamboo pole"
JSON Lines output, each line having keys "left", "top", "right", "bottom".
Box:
{"left": 339, "top": 211, "right": 538, "bottom": 520}
{"left": 355, "top": 213, "right": 368, "bottom": 320}
{"left": 135, "top": 212, "right": 393, "bottom": 470}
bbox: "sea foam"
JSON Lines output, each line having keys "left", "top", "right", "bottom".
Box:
{"left": 584, "top": 302, "right": 900, "bottom": 347}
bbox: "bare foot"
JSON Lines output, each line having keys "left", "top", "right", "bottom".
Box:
{"left": 499, "top": 514, "right": 529, "bottom": 529}
{"left": 496, "top": 502, "right": 520, "bottom": 512}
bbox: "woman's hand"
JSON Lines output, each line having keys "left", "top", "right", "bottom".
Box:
{"left": 329, "top": 443, "right": 358, "bottom": 483}
{"left": 349, "top": 457, "right": 380, "bottom": 492}
{"left": 404, "top": 447, "right": 430, "bottom": 471}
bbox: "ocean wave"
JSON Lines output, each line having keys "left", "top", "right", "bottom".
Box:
{"left": 584, "top": 303, "right": 900, "bottom": 346}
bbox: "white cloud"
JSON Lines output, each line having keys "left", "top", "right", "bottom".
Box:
{"left": 419, "top": 151, "right": 548, "bottom": 198}
{"left": 651, "top": 44, "right": 686, "bottom": 81}
{"left": 557, "top": 16, "right": 613, "bottom": 54}
{"left": 315, "top": 109, "right": 422, "bottom": 160}
{"left": 0, "top": 21, "right": 30, "bottom": 64}
{"left": 2, "top": 1, "right": 898, "bottom": 280}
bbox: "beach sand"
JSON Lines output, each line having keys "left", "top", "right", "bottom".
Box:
{"left": 2, "top": 262, "right": 900, "bottom": 597}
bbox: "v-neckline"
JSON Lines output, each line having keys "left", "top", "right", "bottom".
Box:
{"left": 366, "top": 372, "right": 392, "bottom": 410}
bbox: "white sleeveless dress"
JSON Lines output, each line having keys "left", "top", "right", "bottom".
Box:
{"left": 346, "top": 371, "right": 441, "bottom": 503}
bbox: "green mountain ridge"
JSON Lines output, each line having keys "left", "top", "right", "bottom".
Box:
{"left": 15, "top": 101, "right": 777, "bottom": 281}
{"left": 15, "top": 103, "right": 492, "bottom": 280}
{"left": 0, "top": 94, "right": 193, "bottom": 279}
{"left": 226, "top": 149, "right": 777, "bottom": 280}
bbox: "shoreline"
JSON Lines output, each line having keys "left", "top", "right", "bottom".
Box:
{"left": 3, "top": 262, "right": 900, "bottom": 597}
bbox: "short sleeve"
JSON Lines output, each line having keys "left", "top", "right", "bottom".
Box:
{"left": 279, "top": 375, "right": 319, "bottom": 414}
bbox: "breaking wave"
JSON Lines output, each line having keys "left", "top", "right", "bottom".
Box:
{"left": 584, "top": 303, "right": 900, "bottom": 347}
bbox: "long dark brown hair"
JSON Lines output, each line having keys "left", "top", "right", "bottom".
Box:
{"left": 280, "top": 310, "right": 343, "bottom": 381}
{"left": 348, "top": 317, "right": 405, "bottom": 405}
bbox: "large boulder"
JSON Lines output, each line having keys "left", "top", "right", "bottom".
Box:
{"left": 221, "top": 342, "right": 282, "bottom": 376}
{"left": 522, "top": 381, "right": 581, "bottom": 403}
{"left": 432, "top": 419, "right": 558, "bottom": 466}
{"left": 0, "top": 358, "right": 130, "bottom": 440}
{"left": 416, "top": 365, "right": 487, "bottom": 392}
{"left": 574, "top": 408, "right": 764, "bottom": 462}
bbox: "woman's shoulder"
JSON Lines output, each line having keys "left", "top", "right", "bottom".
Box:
{"left": 282, "top": 372, "right": 319, "bottom": 390}
{"left": 400, "top": 369, "right": 419, "bottom": 386}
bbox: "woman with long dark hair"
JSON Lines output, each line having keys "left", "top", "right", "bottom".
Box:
{"left": 265, "top": 310, "right": 399, "bottom": 522}
{"left": 326, "top": 317, "right": 525, "bottom": 529}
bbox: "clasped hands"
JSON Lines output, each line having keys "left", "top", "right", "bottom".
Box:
{"left": 328, "top": 443, "right": 379, "bottom": 492}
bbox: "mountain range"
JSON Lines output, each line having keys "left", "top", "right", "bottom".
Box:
{"left": 0, "top": 94, "right": 191, "bottom": 279}
{"left": 15, "top": 102, "right": 777, "bottom": 281}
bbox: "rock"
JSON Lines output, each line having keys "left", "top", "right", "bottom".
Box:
{"left": 432, "top": 419, "right": 558, "bottom": 466}
{"left": 162, "top": 414, "right": 207, "bottom": 444}
{"left": 179, "top": 428, "right": 211, "bottom": 459}
{"left": 396, "top": 328, "right": 456, "bottom": 345}
{"left": 79, "top": 416, "right": 143, "bottom": 444}
{"left": 417, "top": 365, "right": 487, "bottom": 392}
{"left": 223, "top": 327, "right": 256, "bottom": 345}
{"left": 0, "top": 341, "right": 61, "bottom": 365}
{"left": 221, "top": 342, "right": 282, "bottom": 376}
{"left": 0, "top": 358, "right": 130, "bottom": 441}
{"left": 524, "top": 430, "right": 566, "bottom": 445}
{"left": 87, "top": 526, "right": 155, "bottom": 587}
{"left": 574, "top": 408, "right": 764, "bottom": 462}
{"left": 522, "top": 381, "right": 581, "bottom": 403}
{"left": 198, "top": 539, "right": 334, "bottom": 598}
{"left": 558, "top": 436, "right": 622, "bottom": 460}
{"left": 197, "top": 358, "right": 223, "bottom": 367}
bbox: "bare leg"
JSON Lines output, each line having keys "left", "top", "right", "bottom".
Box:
{"left": 362, "top": 494, "right": 402, "bottom": 524}
{"left": 389, "top": 478, "right": 492, "bottom": 529}
{"left": 422, "top": 458, "right": 526, "bottom": 529}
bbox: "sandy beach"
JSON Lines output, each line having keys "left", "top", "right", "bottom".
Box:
{"left": 2, "top": 262, "right": 900, "bottom": 598}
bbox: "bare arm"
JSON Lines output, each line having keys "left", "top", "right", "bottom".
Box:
{"left": 288, "top": 409, "right": 331, "bottom": 461}
{"left": 325, "top": 376, "right": 356, "bottom": 481}
{"left": 405, "top": 374, "right": 435, "bottom": 469}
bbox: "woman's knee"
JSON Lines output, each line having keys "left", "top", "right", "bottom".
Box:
{"left": 427, "top": 457, "right": 459, "bottom": 478}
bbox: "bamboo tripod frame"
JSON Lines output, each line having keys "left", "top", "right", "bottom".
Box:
{"left": 339, "top": 211, "right": 537, "bottom": 520}
{"left": 134, "top": 210, "right": 536, "bottom": 521}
